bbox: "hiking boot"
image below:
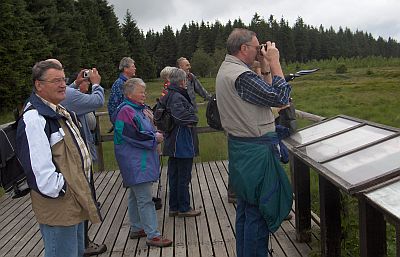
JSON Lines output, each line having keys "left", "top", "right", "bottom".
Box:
{"left": 83, "top": 241, "right": 107, "bottom": 256}
{"left": 178, "top": 208, "right": 201, "bottom": 217}
{"left": 146, "top": 236, "right": 173, "bottom": 247}
{"left": 169, "top": 210, "right": 179, "bottom": 217}
{"left": 152, "top": 197, "right": 162, "bottom": 210}
{"left": 129, "top": 229, "right": 147, "bottom": 239}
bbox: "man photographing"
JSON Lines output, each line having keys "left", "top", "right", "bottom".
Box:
{"left": 216, "top": 28, "right": 293, "bottom": 257}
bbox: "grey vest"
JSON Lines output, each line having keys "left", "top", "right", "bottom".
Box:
{"left": 216, "top": 55, "right": 275, "bottom": 137}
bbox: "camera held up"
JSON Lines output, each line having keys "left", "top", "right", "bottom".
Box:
{"left": 83, "top": 69, "right": 91, "bottom": 78}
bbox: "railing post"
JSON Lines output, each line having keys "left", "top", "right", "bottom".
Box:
{"left": 358, "top": 195, "right": 386, "bottom": 257}
{"left": 319, "top": 175, "right": 341, "bottom": 257}
{"left": 95, "top": 113, "right": 105, "bottom": 171}
{"left": 291, "top": 153, "right": 311, "bottom": 242}
{"left": 396, "top": 224, "right": 400, "bottom": 257}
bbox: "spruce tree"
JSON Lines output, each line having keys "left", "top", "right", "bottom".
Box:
{"left": 0, "top": 0, "right": 51, "bottom": 111}
{"left": 122, "top": 10, "right": 155, "bottom": 79}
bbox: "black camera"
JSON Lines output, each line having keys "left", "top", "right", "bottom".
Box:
{"left": 259, "top": 44, "right": 266, "bottom": 55}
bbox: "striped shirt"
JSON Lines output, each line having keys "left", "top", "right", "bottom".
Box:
{"left": 235, "top": 71, "right": 291, "bottom": 107}
{"left": 56, "top": 105, "right": 92, "bottom": 179}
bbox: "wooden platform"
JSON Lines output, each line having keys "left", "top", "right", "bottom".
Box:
{"left": 0, "top": 160, "right": 318, "bottom": 257}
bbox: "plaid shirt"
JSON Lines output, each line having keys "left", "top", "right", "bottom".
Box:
{"left": 235, "top": 71, "right": 291, "bottom": 107}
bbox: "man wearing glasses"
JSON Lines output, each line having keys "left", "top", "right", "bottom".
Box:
{"left": 16, "top": 60, "right": 101, "bottom": 257}
{"left": 216, "top": 28, "right": 293, "bottom": 257}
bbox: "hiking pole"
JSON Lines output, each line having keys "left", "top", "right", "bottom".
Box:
{"left": 285, "top": 68, "right": 319, "bottom": 82}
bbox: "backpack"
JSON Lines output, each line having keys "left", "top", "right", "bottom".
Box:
{"left": 206, "top": 94, "right": 223, "bottom": 131}
{"left": 0, "top": 106, "right": 34, "bottom": 199}
{"left": 276, "top": 100, "right": 297, "bottom": 135}
{"left": 153, "top": 95, "right": 175, "bottom": 133}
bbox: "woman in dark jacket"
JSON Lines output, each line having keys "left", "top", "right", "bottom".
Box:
{"left": 160, "top": 68, "right": 201, "bottom": 217}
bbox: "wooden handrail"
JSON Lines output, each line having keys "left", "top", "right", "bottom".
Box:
{"left": 94, "top": 109, "right": 324, "bottom": 171}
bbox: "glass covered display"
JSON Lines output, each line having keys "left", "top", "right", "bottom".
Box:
{"left": 286, "top": 115, "right": 400, "bottom": 194}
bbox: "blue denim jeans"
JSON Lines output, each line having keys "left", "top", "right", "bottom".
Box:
{"left": 39, "top": 222, "right": 85, "bottom": 257}
{"left": 236, "top": 198, "right": 269, "bottom": 257}
{"left": 128, "top": 182, "right": 160, "bottom": 239}
{"left": 168, "top": 157, "right": 193, "bottom": 212}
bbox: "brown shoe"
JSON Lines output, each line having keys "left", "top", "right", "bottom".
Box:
{"left": 146, "top": 236, "right": 173, "bottom": 247}
{"left": 83, "top": 241, "right": 107, "bottom": 256}
{"left": 169, "top": 210, "right": 179, "bottom": 217}
{"left": 129, "top": 229, "right": 147, "bottom": 239}
{"left": 178, "top": 208, "right": 201, "bottom": 217}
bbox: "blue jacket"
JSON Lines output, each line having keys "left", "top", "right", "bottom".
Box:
{"left": 112, "top": 99, "right": 160, "bottom": 187}
{"left": 61, "top": 83, "right": 105, "bottom": 161}
{"left": 16, "top": 93, "right": 101, "bottom": 225}
{"left": 108, "top": 73, "right": 128, "bottom": 121}
{"left": 161, "top": 84, "right": 199, "bottom": 158}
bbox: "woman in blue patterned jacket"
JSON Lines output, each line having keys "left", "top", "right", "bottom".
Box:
{"left": 112, "top": 78, "right": 172, "bottom": 248}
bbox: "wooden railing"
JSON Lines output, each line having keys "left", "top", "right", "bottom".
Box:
{"left": 94, "top": 109, "right": 325, "bottom": 171}
{"left": 94, "top": 111, "right": 222, "bottom": 171}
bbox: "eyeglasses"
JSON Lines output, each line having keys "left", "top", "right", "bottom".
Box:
{"left": 245, "top": 44, "right": 262, "bottom": 51}
{"left": 39, "top": 77, "right": 68, "bottom": 85}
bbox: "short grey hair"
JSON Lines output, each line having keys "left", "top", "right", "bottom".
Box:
{"left": 32, "top": 60, "right": 63, "bottom": 91}
{"left": 226, "top": 28, "right": 256, "bottom": 55}
{"left": 119, "top": 57, "right": 135, "bottom": 71}
{"left": 176, "top": 57, "right": 187, "bottom": 67}
{"left": 169, "top": 68, "right": 187, "bottom": 85}
{"left": 123, "top": 78, "right": 146, "bottom": 97}
{"left": 160, "top": 66, "right": 174, "bottom": 80}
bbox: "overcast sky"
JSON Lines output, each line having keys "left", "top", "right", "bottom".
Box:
{"left": 107, "top": 0, "right": 400, "bottom": 41}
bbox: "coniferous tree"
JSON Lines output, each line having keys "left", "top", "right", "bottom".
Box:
{"left": 191, "top": 48, "right": 214, "bottom": 77}
{"left": 155, "top": 26, "right": 178, "bottom": 72}
{"left": 293, "top": 17, "right": 310, "bottom": 62}
{"left": 213, "top": 21, "right": 226, "bottom": 50}
{"left": 197, "top": 21, "right": 214, "bottom": 54}
{"left": 96, "top": 0, "right": 129, "bottom": 83}
{"left": 186, "top": 22, "right": 200, "bottom": 59}
{"left": 308, "top": 27, "right": 321, "bottom": 60}
{"left": 278, "top": 18, "right": 296, "bottom": 63}
{"left": 177, "top": 24, "right": 193, "bottom": 59}
{"left": 122, "top": 10, "right": 155, "bottom": 79}
{"left": 0, "top": 0, "right": 52, "bottom": 110}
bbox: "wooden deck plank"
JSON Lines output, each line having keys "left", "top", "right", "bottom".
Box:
{"left": 0, "top": 210, "right": 37, "bottom": 256}
{"left": 93, "top": 176, "right": 125, "bottom": 244}
{"left": 192, "top": 163, "right": 214, "bottom": 257}
{"left": 88, "top": 171, "right": 121, "bottom": 236}
{"left": 0, "top": 201, "right": 33, "bottom": 245}
{"left": 185, "top": 164, "right": 202, "bottom": 257}
{"left": 197, "top": 162, "right": 228, "bottom": 257}
{"left": 99, "top": 180, "right": 128, "bottom": 255}
{"left": 205, "top": 161, "right": 236, "bottom": 257}
{"left": 0, "top": 161, "right": 317, "bottom": 257}
{"left": 158, "top": 164, "right": 174, "bottom": 257}
{"left": 16, "top": 228, "right": 42, "bottom": 257}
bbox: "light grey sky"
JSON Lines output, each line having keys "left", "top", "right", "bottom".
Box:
{"left": 107, "top": 0, "right": 400, "bottom": 41}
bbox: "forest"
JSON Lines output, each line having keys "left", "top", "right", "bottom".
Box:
{"left": 1, "top": 0, "right": 400, "bottom": 112}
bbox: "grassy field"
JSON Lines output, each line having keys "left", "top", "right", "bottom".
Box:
{"left": 1, "top": 58, "right": 400, "bottom": 256}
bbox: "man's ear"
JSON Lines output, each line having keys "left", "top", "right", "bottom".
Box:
{"left": 34, "top": 80, "right": 42, "bottom": 92}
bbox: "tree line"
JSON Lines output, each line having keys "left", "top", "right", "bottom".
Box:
{"left": 1, "top": 0, "right": 399, "bottom": 112}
